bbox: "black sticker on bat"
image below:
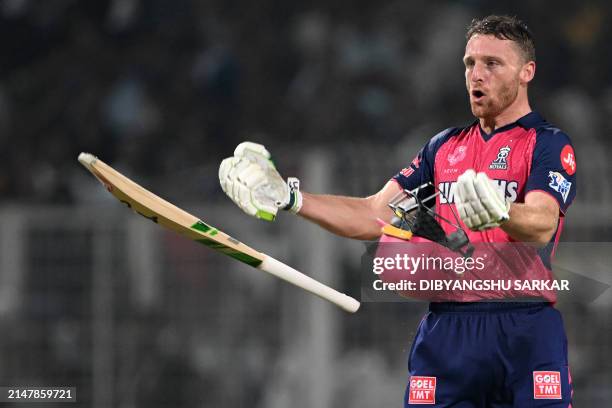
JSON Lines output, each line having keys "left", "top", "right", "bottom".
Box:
{"left": 120, "top": 200, "right": 159, "bottom": 223}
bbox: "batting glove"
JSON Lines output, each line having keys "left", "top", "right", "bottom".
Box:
{"left": 455, "top": 169, "right": 510, "bottom": 231}
{"left": 219, "top": 142, "right": 302, "bottom": 221}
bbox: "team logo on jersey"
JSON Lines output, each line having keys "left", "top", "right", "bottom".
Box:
{"left": 548, "top": 171, "right": 572, "bottom": 203}
{"left": 560, "top": 145, "right": 576, "bottom": 175}
{"left": 489, "top": 146, "right": 511, "bottom": 170}
{"left": 408, "top": 376, "right": 436, "bottom": 404}
{"left": 447, "top": 146, "right": 467, "bottom": 165}
{"left": 533, "top": 371, "right": 562, "bottom": 399}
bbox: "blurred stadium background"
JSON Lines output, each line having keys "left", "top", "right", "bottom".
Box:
{"left": 1, "top": 0, "right": 611, "bottom": 406}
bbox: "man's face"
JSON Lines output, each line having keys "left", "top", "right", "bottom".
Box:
{"left": 463, "top": 34, "right": 526, "bottom": 119}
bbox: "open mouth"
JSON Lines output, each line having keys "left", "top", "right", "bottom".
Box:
{"left": 471, "top": 90, "right": 486, "bottom": 103}
{"left": 472, "top": 90, "right": 485, "bottom": 98}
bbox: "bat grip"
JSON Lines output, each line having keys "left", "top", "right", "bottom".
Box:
{"left": 259, "top": 256, "right": 360, "bottom": 313}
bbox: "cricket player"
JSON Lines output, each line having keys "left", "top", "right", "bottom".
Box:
{"left": 219, "top": 15, "right": 576, "bottom": 407}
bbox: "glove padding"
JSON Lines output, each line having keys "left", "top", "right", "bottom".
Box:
{"left": 455, "top": 169, "right": 510, "bottom": 231}
{"left": 219, "top": 142, "right": 301, "bottom": 221}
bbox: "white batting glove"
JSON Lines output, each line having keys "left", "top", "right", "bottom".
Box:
{"left": 455, "top": 169, "right": 510, "bottom": 231}
{"left": 219, "top": 142, "right": 302, "bottom": 221}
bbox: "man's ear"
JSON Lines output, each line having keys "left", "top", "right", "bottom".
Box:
{"left": 520, "top": 61, "right": 536, "bottom": 85}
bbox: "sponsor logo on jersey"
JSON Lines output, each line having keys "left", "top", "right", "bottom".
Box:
{"left": 533, "top": 371, "right": 562, "bottom": 399}
{"left": 489, "top": 146, "right": 511, "bottom": 170}
{"left": 439, "top": 179, "right": 518, "bottom": 204}
{"left": 408, "top": 376, "right": 436, "bottom": 404}
{"left": 447, "top": 146, "right": 467, "bottom": 165}
{"left": 560, "top": 145, "right": 576, "bottom": 175}
{"left": 548, "top": 171, "right": 572, "bottom": 203}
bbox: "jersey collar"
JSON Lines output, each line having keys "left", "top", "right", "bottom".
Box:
{"left": 516, "top": 111, "right": 546, "bottom": 129}
{"left": 476, "top": 111, "right": 545, "bottom": 141}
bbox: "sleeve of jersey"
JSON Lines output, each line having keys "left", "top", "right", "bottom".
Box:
{"left": 392, "top": 127, "right": 458, "bottom": 190}
{"left": 525, "top": 128, "right": 577, "bottom": 213}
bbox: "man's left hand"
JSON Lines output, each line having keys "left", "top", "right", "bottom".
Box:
{"left": 455, "top": 169, "right": 510, "bottom": 231}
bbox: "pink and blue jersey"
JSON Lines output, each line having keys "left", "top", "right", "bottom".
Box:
{"left": 393, "top": 111, "right": 576, "bottom": 243}
{"left": 391, "top": 111, "right": 577, "bottom": 301}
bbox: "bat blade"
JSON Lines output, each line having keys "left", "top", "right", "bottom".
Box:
{"left": 78, "top": 152, "right": 264, "bottom": 266}
{"left": 78, "top": 153, "right": 360, "bottom": 312}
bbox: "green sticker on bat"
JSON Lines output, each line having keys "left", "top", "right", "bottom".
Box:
{"left": 191, "top": 220, "right": 218, "bottom": 235}
{"left": 191, "top": 221, "right": 262, "bottom": 267}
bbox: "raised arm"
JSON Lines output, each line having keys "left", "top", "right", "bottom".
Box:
{"left": 298, "top": 180, "right": 402, "bottom": 240}
{"left": 501, "top": 191, "right": 559, "bottom": 246}
{"left": 218, "top": 142, "right": 401, "bottom": 240}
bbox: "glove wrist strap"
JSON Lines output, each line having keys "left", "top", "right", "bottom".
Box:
{"left": 283, "top": 177, "right": 303, "bottom": 214}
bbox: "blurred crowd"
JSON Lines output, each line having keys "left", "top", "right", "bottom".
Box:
{"left": 1, "top": 2, "right": 611, "bottom": 407}
{"left": 1, "top": 0, "right": 611, "bottom": 207}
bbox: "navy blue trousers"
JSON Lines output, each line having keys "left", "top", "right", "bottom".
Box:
{"left": 405, "top": 302, "right": 572, "bottom": 407}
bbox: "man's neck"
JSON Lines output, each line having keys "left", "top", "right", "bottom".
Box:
{"left": 479, "top": 103, "right": 532, "bottom": 134}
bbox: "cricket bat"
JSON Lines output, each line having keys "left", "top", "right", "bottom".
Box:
{"left": 78, "top": 153, "right": 360, "bottom": 313}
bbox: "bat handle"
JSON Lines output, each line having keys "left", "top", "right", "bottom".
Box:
{"left": 259, "top": 256, "right": 360, "bottom": 313}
